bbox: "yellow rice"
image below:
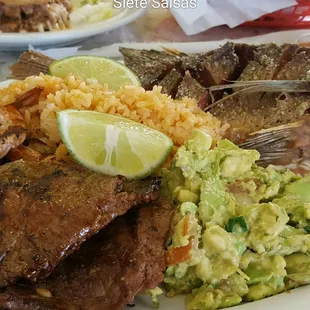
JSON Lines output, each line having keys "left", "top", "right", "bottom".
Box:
{"left": 0, "top": 74, "right": 228, "bottom": 153}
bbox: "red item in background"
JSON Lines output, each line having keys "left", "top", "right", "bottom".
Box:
{"left": 242, "top": 0, "right": 310, "bottom": 28}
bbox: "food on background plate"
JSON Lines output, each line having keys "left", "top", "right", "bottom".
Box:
{"left": 0, "top": 0, "right": 71, "bottom": 32}
{"left": 70, "top": 0, "right": 114, "bottom": 26}
{"left": 0, "top": 159, "right": 160, "bottom": 287}
{"left": 0, "top": 0, "right": 117, "bottom": 33}
{"left": 163, "top": 129, "right": 310, "bottom": 309}
{"left": 0, "top": 200, "right": 174, "bottom": 310}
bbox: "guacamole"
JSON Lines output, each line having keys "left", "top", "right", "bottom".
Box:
{"left": 162, "top": 129, "right": 310, "bottom": 310}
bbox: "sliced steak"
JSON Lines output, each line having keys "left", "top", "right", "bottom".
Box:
{"left": 0, "top": 200, "right": 174, "bottom": 310}
{"left": 0, "top": 160, "right": 160, "bottom": 287}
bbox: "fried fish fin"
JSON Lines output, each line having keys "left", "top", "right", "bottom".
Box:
{"left": 239, "top": 117, "right": 310, "bottom": 169}
{"left": 9, "top": 51, "right": 55, "bottom": 80}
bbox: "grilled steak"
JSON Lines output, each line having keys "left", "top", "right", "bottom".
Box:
{"left": 0, "top": 0, "right": 71, "bottom": 32}
{"left": 0, "top": 200, "right": 174, "bottom": 310}
{"left": 0, "top": 160, "right": 160, "bottom": 287}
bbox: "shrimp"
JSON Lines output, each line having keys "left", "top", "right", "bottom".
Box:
{"left": 11, "top": 86, "right": 43, "bottom": 109}
{"left": 0, "top": 105, "right": 27, "bottom": 159}
{"left": 6, "top": 145, "right": 42, "bottom": 162}
{"left": 6, "top": 145, "right": 55, "bottom": 162}
{"left": 0, "top": 87, "right": 44, "bottom": 160}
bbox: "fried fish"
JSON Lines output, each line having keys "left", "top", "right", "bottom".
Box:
{"left": 209, "top": 44, "right": 310, "bottom": 144}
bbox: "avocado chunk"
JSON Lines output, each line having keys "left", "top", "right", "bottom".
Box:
{"left": 186, "top": 285, "right": 242, "bottom": 310}
{"left": 202, "top": 225, "right": 244, "bottom": 282}
{"left": 243, "top": 203, "right": 289, "bottom": 253}
{"left": 282, "top": 179, "right": 310, "bottom": 202}
{"left": 199, "top": 177, "right": 236, "bottom": 227}
{"left": 216, "top": 273, "right": 249, "bottom": 297}
{"left": 245, "top": 277, "right": 285, "bottom": 302}
{"left": 244, "top": 256, "right": 286, "bottom": 301}
{"left": 285, "top": 253, "right": 310, "bottom": 289}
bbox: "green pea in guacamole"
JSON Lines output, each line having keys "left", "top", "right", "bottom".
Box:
{"left": 162, "top": 129, "right": 310, "bottom": 310}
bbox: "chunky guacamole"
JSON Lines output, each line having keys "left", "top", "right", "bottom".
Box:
{"left": 162, "top": 129, "right": 310, "bottom": 310}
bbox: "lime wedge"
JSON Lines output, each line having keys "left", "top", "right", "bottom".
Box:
{"left": 49, "top": 56, "right": 140, "bottom": 91}
{"left": 57, "top": 110, "right": 173, "bottom": 179}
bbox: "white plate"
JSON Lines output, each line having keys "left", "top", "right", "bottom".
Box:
{"left": 1, "top": 66, "right": 310, "bottom": 310}
{"left": 132, "top": 285, "right": 310, "bottom": 310}
{"left": 0, "top": 7, "right": 146, "bottom": 52}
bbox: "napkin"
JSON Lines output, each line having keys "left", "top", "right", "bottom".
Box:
{"left": 170, "top": 0, "right": 298, "bottom": 35}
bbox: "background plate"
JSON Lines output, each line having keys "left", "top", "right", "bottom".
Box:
{"left": 0, "top": 7, "right": 146, "bottom": 52}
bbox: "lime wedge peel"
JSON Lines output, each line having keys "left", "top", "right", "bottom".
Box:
{"left": 57, "top": 110, "right": 173, "bottom": 180}
{"left": 49, "top": 55, "right": 141, "bottom": 91}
